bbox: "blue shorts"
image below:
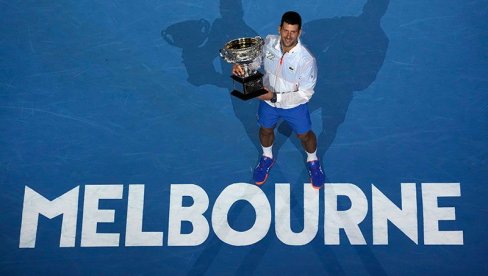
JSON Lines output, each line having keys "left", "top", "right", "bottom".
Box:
{"left": 257, "top": 102, "right": 312, "bottom": 135}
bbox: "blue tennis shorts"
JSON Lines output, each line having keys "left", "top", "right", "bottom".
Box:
{"left": 257, "top": 101, "right": 312, "bottom": 135}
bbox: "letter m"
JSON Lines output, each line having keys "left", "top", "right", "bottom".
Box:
{"left": 19, "top": 186, "right": 79, "bottom": 248}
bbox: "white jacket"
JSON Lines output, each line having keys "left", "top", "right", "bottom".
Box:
{"left": 262, "top": 34, "right": 318, "bottom": 109}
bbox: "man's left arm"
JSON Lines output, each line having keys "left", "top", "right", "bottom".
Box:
{"left": 276, "top": 57, "right": 317, "bottom": 105}
{"left": 296, "top": 57, "right": 318, "bottom": 101}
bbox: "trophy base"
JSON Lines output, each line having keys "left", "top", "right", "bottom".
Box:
{"left": 231, "top": 88, "right": 267, "bottom": 100}
{"left": 230, "top": 72, "right": 267, "bottom": 100}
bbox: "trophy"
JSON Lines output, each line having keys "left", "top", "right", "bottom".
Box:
{"left": 220, "top": 36, "right": 267, "bottom": 100}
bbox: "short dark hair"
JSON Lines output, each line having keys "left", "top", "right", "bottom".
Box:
{"left": 280, "top": 11, "right": 302, "bottom": 30}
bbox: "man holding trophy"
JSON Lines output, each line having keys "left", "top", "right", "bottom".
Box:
{"left": 226, "top": 11, "right": 325, "bottom": 189}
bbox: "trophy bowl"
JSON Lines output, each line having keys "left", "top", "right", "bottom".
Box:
{"left": 162, "top": 19, "right": 210, "bottom": 48}
{"left": 220, "top": 36, "right": 267, "bottom": 100}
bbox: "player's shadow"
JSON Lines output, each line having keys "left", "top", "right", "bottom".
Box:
{"left": 279, "top": 0, "right": 390, "bottom": 161}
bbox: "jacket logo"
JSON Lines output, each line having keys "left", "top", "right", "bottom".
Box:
{"left": 265, "top": 51, "right": 275, "bottom": 60}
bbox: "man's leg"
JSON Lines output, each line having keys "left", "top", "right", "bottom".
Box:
{"left": 260, "top": 126, "right": 275, "bottom": 147}
{"left": 297, "top": 131, "right": 325, "bottom": 190}
{"left": 297, "top": 130, "right": 318, "bottom": 157}
{"left": 298, "top": 130, "right": 325, "bottom": 189}
{"left": 254, "top": 103, "right": 278, "bottom": 185}
{"left": 253, "top": 127, "right": 276, "bottom": 185}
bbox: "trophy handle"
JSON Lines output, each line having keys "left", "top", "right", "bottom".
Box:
{"left": 200, "top": 19, "right": 210, "bottom": 36}
{"left": 255, "top": 36, "right": 264, "bottom": 47}
{"left": 161, "top": 30, "right": 175, "bottom": 46}
{"left": 219, "top": 48, "right": 227, "bottom": 59}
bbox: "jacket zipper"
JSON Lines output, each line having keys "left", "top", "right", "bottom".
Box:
{"left": 280, "top": 52, "right": 285, "bottom": 65}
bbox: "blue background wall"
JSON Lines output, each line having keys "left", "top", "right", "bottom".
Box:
{"left": 1, "top": 0, "right": 487, "bottom": 275}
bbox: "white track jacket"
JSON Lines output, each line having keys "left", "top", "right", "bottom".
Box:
{"left": 261, "top": 34, "right": 318, "bottom": 109}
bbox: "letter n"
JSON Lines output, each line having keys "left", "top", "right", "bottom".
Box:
{"left": 372, "top": 183, "right": 418, "bottom": 244}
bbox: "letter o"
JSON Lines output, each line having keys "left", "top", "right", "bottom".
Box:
{"left": 212, "top": 183, "right": 271, "bottom": 246}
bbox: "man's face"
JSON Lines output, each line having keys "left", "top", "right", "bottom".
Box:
{"left": 279, "top": 22, "right": 301, "bottom": 49}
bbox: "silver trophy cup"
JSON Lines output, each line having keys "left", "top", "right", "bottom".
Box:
{"left": 220, "top": 36, "right": 267, "bottom": 100}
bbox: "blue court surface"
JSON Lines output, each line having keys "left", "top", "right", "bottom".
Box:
{"left": 1, "top": 0, "right": 487, "bottom": 275}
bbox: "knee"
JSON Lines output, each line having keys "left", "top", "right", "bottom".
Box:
{"left": 260, "top": 127, "right": 274, "bottom": 136}
{"left": 297, "top": 131, "right": 312, "bottom": 141}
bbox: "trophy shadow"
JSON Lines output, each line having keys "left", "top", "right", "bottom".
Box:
{"left": 161, "top": 0, "right": 265, "bottom": 155}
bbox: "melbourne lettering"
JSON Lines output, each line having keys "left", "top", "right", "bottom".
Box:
{"left": 19, "top": 183, "right": 463, "bottom": 248}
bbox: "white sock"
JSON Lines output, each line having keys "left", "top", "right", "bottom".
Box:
{"left": 306, "top": 149, "right": 318, "bottom": 162}
{"left": 262, "top": 145, "right": 273, "bottom": 159}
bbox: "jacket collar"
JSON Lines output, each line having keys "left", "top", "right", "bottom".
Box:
{"left": 273, "top": 36, "right": 301, "bottom": 54}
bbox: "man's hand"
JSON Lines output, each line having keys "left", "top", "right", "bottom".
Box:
{"left": 258, "top": 89, "right": 274, "bottom": 101}
{"left": 232, "top": 64, "right": 245, "bottom": 77}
